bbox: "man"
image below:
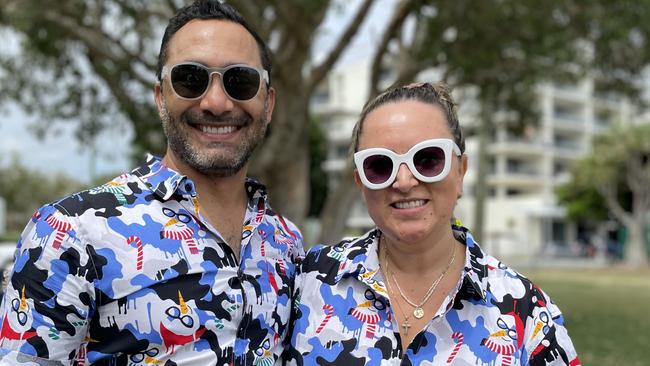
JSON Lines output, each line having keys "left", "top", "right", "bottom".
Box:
{"left": 0, "top": 1, "right": 303, "bottom": 365}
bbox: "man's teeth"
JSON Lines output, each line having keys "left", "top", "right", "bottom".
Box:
{"left": 200, "top": 125, "right": 238, "bottom": 134}
{"left": 394, "top": 200, "right": 427, "bottom": 209}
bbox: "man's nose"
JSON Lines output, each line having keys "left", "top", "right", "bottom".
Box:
{"left": 198, "top": 74, "right": 235, "bottom": 114}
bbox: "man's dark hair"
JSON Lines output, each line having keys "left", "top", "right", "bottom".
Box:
{"left": 156, "top": 0, "right": 272, "bottom": 84}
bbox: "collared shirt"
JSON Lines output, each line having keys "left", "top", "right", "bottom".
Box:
{"left": 286, "top": 224, "right": 580, "bottom": 366}
{"left": 0, "top": 155, "right": 304, "bottom": 366}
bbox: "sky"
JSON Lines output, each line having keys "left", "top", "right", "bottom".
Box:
{"left": 0, "top": 1, "right": 392, "bottom": 184}
{"left": 0, "top": 105, "right": 132, "bottom": 183}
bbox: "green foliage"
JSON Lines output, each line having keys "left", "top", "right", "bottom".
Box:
{"left": 3, "top": 0, "right": 650, "bottom": 234}
{"left": 588, "top": 123, "right": 650, "bottom": 184}
{"left": 556, "top": 122, "right": 650, "bottom": 222}
{"left": 0, "top": 0, "right": 165, "bottom": 157}
{"left": 555, "top": 182, "right": 609, "bottom": 221}
{"left": 0, "top": 155, "right": 84, "bottom": 231}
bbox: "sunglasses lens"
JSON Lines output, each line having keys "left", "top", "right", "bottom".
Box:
{"left": 363, "top": 154, "right": 393, "bottom": 184}
{"left": 413, "top": 146, "right": 445, "bottom": 177}
{"left": 222, "top": 66, "right": 261, "bottom": 100}
{"left": 170, "top": 64, "right": 210, "bottom": 99}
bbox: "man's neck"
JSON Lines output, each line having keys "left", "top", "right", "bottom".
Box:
{"left": 162, "top": 153, "right": 249, "bottom": 259}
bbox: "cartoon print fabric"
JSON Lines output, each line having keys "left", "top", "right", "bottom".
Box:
{"left": 286, "top": 225, "right": 581, "bottom": 366}
{"left": 0, "top": 155, "right": 304, "bottom": 365}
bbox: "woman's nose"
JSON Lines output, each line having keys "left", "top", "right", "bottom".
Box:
{"left": 391, "top": 163, "right": 419, "bottom": 192}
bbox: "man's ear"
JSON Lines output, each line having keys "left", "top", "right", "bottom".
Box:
{"left": 264, "top": 86, "right": 276, "bottom": 124}
{"left": 154, "top": 82, "right": 164, "bottom": 115}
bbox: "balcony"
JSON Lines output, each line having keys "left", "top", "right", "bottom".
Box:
{"left": 551, "top": 82, "right": 587, "bottom": 103}
{"left": 552, "top": 114, "right": 585, "bottom": 133}
{"left": 488, "top": 139, "right": 545, "bottom": 157}
{"left": 487, "top": 172, "right": 545, "bottom": 189}
{"left": 488, "top": 161, "right": 545, "bottom": 189}
{"left": 552, "top": 139, "right": 585, "bottom": 160}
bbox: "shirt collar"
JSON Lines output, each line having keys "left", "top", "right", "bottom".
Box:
{"left": 132, "top": 154, "right": 267, "bottom": 202}
{"left": 333, "top": 223, "right": 489, "bottom": 302}
{"left": 452, "top": 223, "right": 489, "bottom": 302}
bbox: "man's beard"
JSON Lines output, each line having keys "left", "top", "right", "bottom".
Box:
{"left": 160, "top": 99, "right": 268, "bottom": 177}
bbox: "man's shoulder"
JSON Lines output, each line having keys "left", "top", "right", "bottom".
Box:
{"left": 51, "top": 171, "right": 146, "bottom": 218}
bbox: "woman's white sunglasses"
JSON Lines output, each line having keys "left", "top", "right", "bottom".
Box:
{"left": 354, "top": 138, "right": 462, "bottom": 190}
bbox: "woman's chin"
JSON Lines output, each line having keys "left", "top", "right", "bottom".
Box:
{"left": 386, "top": 226, "right": 430, "bottom": 246}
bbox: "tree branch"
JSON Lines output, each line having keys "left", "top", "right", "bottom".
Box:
{"left": 598, "top": 184, "right": 632, "bottom": 227}
{"left": 164, "top": 0, "right": 180, "bottom": 14}
{"left": 307, "top": 0, "right": 374, "bottom": 94}
{"left": 626, "top": 155, "right": 650, "bottom": 200}
{"left": 229, "top": 0, "right": 266, "bottom": 35}
{"left": 368, "top": 0, "right": 417, "bottom": 96}
{"left": 41, "top": 9, "right": 153, "bottom": 86}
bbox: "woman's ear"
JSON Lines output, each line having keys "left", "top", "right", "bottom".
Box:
{"left": 353, "top": 169, "right": 363, "bottom": 189}
{"left": 456, "top": 154, "right": 468, "bottom": 198}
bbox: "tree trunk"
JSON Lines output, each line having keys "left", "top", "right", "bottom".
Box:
{"left": 317, "top": 169, "right": 360, "bottom": 245}
{"left": 624, "top": 216, "right": 649, "bottom": 267}
{"left": 251, "top": 85, "right": 310, "bottom": 226}
{"left": 472, "top": 105, "right": 492, "bottom": 244}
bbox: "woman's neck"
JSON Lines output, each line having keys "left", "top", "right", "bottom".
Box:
{"left": 380, "top": 227, "right": 458, "bottom": 276}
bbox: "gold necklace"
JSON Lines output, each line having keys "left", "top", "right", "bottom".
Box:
{"left": 384, "top": 236, "right": 457, "bottom": 319}
{"left": 381, "top": 244, "right": 412, "bottom": 335}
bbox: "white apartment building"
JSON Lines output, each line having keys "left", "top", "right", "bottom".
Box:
{"left": 312, "top": 59, "right": 634, "bottom": 263}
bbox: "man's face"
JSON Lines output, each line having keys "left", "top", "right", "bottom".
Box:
{"left": 155, "top": 19, "right": 275, "bottom": 177}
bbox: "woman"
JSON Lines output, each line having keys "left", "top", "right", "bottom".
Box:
{"left": 285, "top": 82, "right": 580, "bottom": 365}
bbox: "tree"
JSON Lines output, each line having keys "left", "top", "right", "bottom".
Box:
{"left": 0, "top": 155, "right": 84, "bottom": 232}
{"left": 0, "top": 0, "right": 403, "bottom": 228}
{"left": 2, "top": 0, "right": 650, "bottom": 247}
{"left": 320, "top": 0, "right": 649, "bottom": 243}
{"left": 558, "top": 124, "right": 650, "bottom": 267}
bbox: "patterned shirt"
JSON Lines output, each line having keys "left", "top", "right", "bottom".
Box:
{"left": 0, "top": 155, "right": 304, "bottom": 366}
{"left": 286, "top": 224, "right": 580, "bottom": 366}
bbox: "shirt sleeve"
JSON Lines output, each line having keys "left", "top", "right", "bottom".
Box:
{"left": 525, "top": 286, "right": 581, "bottom": 366}
{"left": 0, "top": 205, "right": 95, "bottom": 365}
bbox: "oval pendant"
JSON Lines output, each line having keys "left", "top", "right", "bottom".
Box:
{"left": 413, "top": 307, "right": 425, "bottom": 319}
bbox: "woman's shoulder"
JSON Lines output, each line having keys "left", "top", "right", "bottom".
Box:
{"left": 459, "top": 226, "right": 562, "bottom": 315}
{"left": 301, "top": 230, "right": 378, "bottom": 281}
{"left": 470, "top": 245, "right": 564, "bottom": 318}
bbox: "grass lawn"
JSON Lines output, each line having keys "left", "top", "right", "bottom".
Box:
{"left": 527, "top": 267, "right": 650, "bottom": 366}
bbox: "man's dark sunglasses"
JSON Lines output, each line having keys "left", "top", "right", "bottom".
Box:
{"left": 161, "top": 62, "right": 269, "bottom": 101}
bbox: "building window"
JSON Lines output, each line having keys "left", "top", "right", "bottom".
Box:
{"left": 554, "top": 133, "right": 581, "bottom": 150}
{"left": 594, "top": 108, "right": 613, "bottom": 128}
{"left": 553, "top": 162, "right": 569, "bottom": 175}
{"left": 311, "top": 88, "right": 329, "bottom": 105}
{"left": 553, "top": 103, "right": 582, "bottom": 123}
{"left": 506, "top": 159, "right": 536, "bottom": 175}
{"left": 552, "top": 219, "right": 567, "bottom": 246}
{"left": 334, "top": 144, "right": 349, "bottom": 159}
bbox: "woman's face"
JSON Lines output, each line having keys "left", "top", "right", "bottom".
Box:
{"left": 354, "top": 100, "right": 468, "bottom": 245}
